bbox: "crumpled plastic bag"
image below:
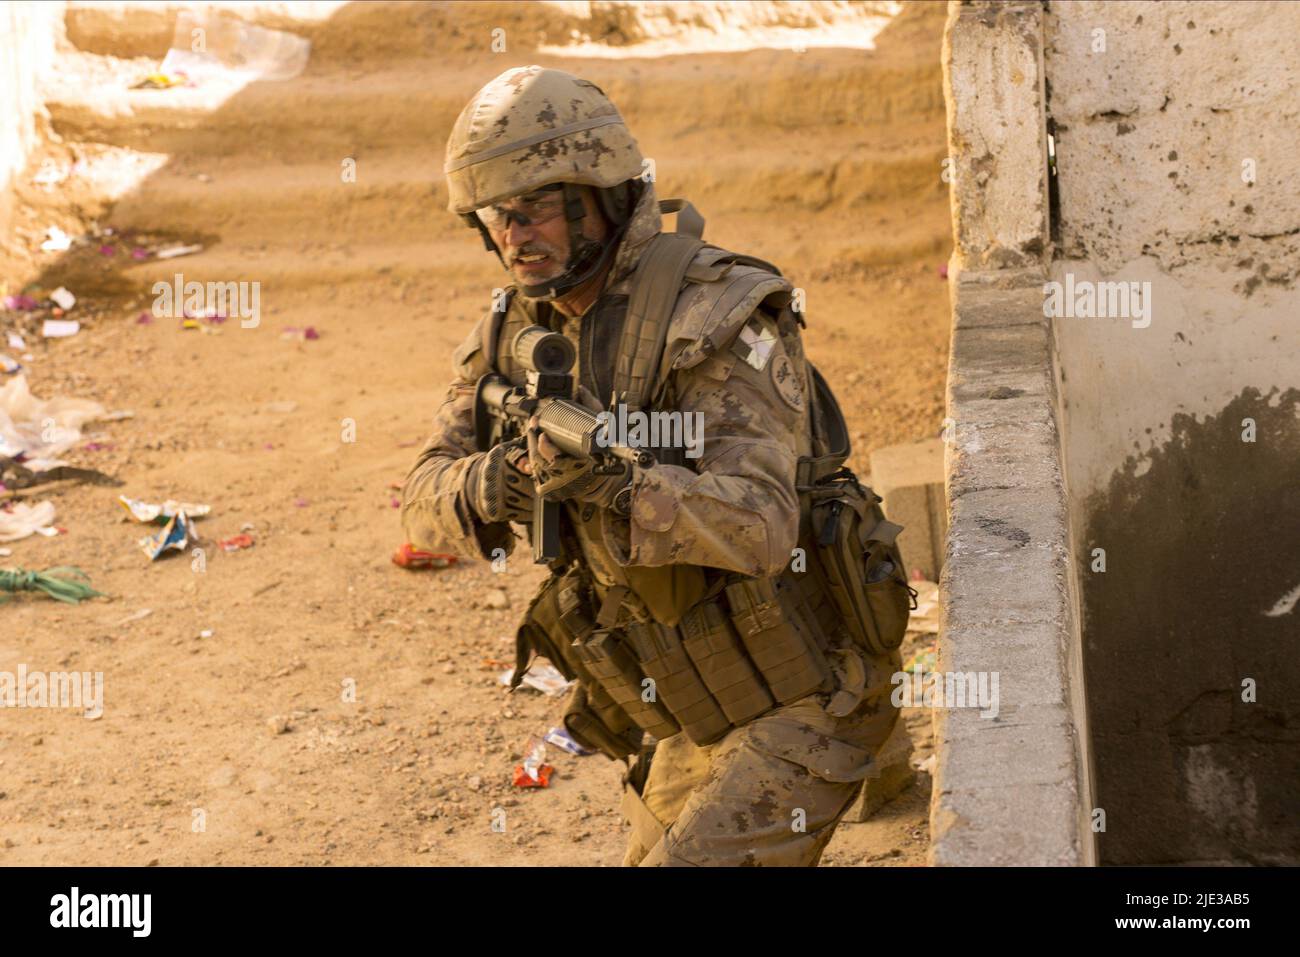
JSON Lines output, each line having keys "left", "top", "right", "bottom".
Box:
{"left": 0, "top": 374, "right": 106, "bottom": 467}
{"left": 0, "top": 501, "right": 58, "bottom": 542}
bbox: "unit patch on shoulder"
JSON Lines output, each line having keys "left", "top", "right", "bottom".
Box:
{"left": 771, "top": 353, "right": 804, "bottom": 411}
{"left": 731, "top": 316, "right": 778, "bottom": 371}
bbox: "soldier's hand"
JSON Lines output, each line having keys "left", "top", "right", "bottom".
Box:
{"left": 523, "top": 413, "right": 565, "bottom": 474}
{"left": 527, "top": 414, "right": 631, "bottom": 509}
{"left": 525, "top": 413, "right": 584, "bottom": 491}
{"left": 465, "top": 437, "right": 535, "bottom": 524}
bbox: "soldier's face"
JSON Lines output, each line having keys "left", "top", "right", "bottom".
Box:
{"left": 487, "top": 185, "right": 608, "bottom": 286}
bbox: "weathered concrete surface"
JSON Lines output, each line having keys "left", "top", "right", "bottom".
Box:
{"left": 1045, "top": 0, "right": 1300, "bottom": 865}
{"left": 0, "top": 2, "right": 63, "bottom": 238}
{"left": 934, "top": 282, "right": 1095, "bottom": 863}
{"left": 935, "top": 0, "right": 1096, "bottom": 866}
{"left": 870, "top": 439, "right": 946, "bottom": 581}
{"left": 1045, "top": 0, "right": 1300, "bottom": 281}
{"left": 942, "top": 0, "right": 1049, "bottom": 271}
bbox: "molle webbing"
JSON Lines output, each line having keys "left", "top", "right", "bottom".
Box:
{"left": 612, "top": 229, "right": 705, "bottom": 413}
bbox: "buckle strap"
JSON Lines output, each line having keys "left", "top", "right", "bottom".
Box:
{"left": 596, "top": 584, "right": 629, "bottom": 628}
{"left": 796, "top": 453, "right": 846, "bottom": 489}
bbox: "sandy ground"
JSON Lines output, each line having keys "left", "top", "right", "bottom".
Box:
{"left": 0, "top": 1, "right": 950, "bottom": 866}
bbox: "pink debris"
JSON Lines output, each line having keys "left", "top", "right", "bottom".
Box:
{"left": 282, "top": 326, "right": 320, "bottom": 341}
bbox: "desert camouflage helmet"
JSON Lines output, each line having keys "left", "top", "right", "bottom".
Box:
{"left": 444, "top": 65, "right": 644, "bottom": 215}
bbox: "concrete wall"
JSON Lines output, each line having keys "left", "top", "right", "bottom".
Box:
{"left": 0, "top": 1, "right": 64, "bottom": 238}
{"left": 940, "top": 0, "right": 1298, "bottom": 867}
{"left": 1045, "top": 0, "right": 1300, "bottom": 866}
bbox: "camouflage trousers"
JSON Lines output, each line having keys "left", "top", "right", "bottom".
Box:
{"left": 620, "top": 647, "right": 901, "bottom": 866}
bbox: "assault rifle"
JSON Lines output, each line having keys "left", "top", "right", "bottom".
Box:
{"left": 473, "top": 325, "right": 654, "bottom": 564}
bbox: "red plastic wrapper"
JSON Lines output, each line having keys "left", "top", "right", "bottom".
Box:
{"left": 512, "top": 763, "right": 553, "bottom": 788}
{"left": 512, "top": 735, "right": 552, "bottom": 788}
{"left": 219, "top": 534, "right": 255, "bottom": 552}
{"left": 391, "top": 543, "right": 456, "bottom": 570}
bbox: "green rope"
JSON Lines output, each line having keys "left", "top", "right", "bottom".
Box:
{"left": 0, "top": 566, "right": 104, "bottom": 604}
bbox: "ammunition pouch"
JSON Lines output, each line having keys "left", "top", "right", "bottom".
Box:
{"left": 623, "top": 619, "right": 732, "bottom": 744}
{"left": 564, "top": 682, "right": 642, "bottom": 761}
{"left": 805, "top": 470, "right": 917, "bottom": 655}
{"left": 677, "top": 599, "right": 773, "bottom": 726}
{"left": 721, "top": 575, "right": 834, "bottom": 703}
{"left": 515, "top": 568, "right": 643, "bottom": 759}
{"left": 573, "top": 626, "right": 682, "bottom": 740}
{"left": 516, "top": 564, "right": 837, "bottom": 750}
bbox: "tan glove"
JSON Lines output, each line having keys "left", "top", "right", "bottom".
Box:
{"left": 465, "top": 438, "right": 535, "bottom": 524}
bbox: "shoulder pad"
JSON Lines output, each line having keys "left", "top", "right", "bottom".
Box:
{"left": 450, "top": 287, "right": 534, "bottom": 381}
{"left": 665, "top": 248, "right": 793, "bottom": 372}
{"left": 451, "top": 313, "right": 493, "bottom": 381}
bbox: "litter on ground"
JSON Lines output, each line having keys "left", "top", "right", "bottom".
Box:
{"left": 39, "top": 226, "right": 72, "bottom": 253}
{"left": 499, "top": 661, "right": 571, "bottom": 697}
{"left": 42, "top": 319, "right": 80, "bottom": 338}
{"left": 544, "top": 726, "right": 597, "bottom": 757}
{"left": 0, "top": 566, "right": 102, "bottom": 604}
{"left": 137, "top": 510, "right": 199, "bottom": 561}
{"left": 118, "top": 496, "right": 211, "bottom": 523}
{"left": 218, "top": 534, "right": 254, "bottom": 552}
{"left": 0, "top": 500, "right": 58, "bottom": 542}
{"left": 391, "top": 544, "right": 456, "bottom": 569}
{"left": 512, "top": 736, "right": 553, "bottom": 788}
{"left": 159, "top": 9, "right": 311, "bottom": 84}
{"left": 0, "top": 374, "right": 108, "bottom": 466}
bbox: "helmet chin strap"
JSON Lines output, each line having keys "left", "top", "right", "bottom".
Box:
{"left": 515, "top": 183, "right": 629, "bottom": 302}
{"left": 466, "top": 182, "right": 634, "bottom": 302}
{"left": 517, "top": 230, "right": 622, "bottom": 302}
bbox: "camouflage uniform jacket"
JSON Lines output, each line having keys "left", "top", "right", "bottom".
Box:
{"left": 401, "top": 180, "right": 815, "bottom": 618}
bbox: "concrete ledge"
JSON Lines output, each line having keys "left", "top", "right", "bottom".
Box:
{"left": 933, "top": 0, "right": 1095, "bottom": 866}
{"left": 931, "top": 273, "right": 1093, "bottom": 865}
{"left": 930, "top": 779, "right": 1082, "bottom": 867}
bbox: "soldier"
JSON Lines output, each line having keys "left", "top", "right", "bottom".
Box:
{"left": 403, "top": 65, "right": 909, "bottom": 866}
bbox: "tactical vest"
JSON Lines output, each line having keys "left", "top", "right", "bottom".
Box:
{"left": 487, "top": 200, "right": 916, "bottom": 759}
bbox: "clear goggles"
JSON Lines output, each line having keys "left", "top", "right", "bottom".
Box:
{"left": 474, "top": 184, "right": 567, "bottom": 232}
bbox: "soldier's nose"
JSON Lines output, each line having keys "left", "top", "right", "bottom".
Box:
{"left": 503, "top": 217, "right": 534, "bottom": 251}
